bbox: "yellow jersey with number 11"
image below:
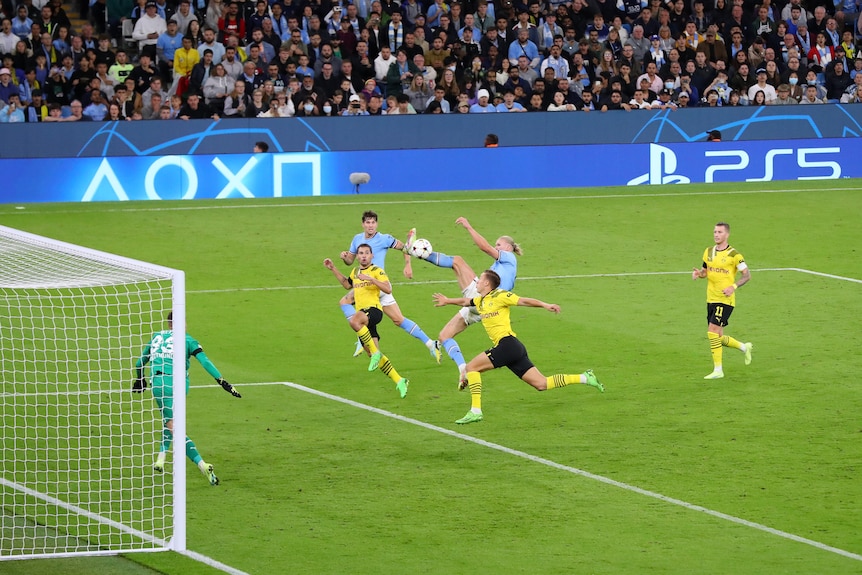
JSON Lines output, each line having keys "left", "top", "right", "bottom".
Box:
{"left": 702, "top": 245, "right": 746, "bottom": 306}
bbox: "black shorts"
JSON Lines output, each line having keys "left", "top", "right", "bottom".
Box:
{"left": 362, "top": 307, "right": 383, "bottom": 340}
{"left": 486, "top": 335, "right": 535, "bottom": 379}
{"left": 707, "top": 302, "right": 734, "bottom": 327}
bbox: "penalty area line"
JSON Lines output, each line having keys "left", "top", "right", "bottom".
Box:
{"left": 269, "top": 380, "right": 862, "bottom": 563}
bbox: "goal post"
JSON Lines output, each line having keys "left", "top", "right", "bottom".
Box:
{"left": 0, "top": 225, "right": 186, "bottom": 559}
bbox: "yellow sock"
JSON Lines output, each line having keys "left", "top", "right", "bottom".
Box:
{"left": 378, "top": 355, "right": 401, "bottom": 383}
{"left": 356, "top": 326, "right": 378, "bottom": 354}
{"left": 707, "top": 332, "right": 722, "bottom": 370}
{"left": 467, "top": 371, "right": 482, "bottom": 411}
{"left": 721, "top": 335, "right": 743, "bottom": 350}
{"left": 546, "top": 374, "right": 583, "bottom": 389}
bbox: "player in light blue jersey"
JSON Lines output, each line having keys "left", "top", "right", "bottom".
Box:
{"left": 133, "top": 312, "right": 241, "bottom": 485}
{"left": 406, "top": 216, "right": 521, "bottom": 386}
{"left": 339, "top": 210, "right": 440, "bottom": 362}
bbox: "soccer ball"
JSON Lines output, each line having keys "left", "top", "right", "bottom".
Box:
{"left": 409, "top": 238, "right": 433, "bottom": 259}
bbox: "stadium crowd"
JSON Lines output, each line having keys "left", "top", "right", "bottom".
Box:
{"left": 0, "top": 0, "right": 860, "bottom": 120}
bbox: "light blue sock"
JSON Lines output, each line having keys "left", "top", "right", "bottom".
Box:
{"left": 399, "top": 318, "right": 431, "bottom": 344}
{"left": 442, "top": 338, "right": 465, "bottom": 366}
{"left": 427, "top": 252, "right": 454, "bottom": 268}
{"left": 340, "top": 304, "right": 355, "bottom": 320}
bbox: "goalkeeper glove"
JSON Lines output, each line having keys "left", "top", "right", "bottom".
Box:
{"left": 216, "top": 377, "right": 242, "bottom": 398}
{"left": 132, "top": 377, "right": 147, "bottom": 393}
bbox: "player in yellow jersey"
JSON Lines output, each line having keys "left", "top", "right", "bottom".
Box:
{"left": 692, "top": 222, "right": 753, "bottom": 380}
{"left": 324, "top": 243, "right": 409, "bottom": 398}
{"left": 433, "top": 270, "right": 604, "bottom": 424}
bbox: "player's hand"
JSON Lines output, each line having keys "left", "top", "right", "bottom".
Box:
{"left": 132, "top": 377, "right": 147, "bottom": 393}
{"left": 356, "top": 272, "right": 372, "bottom": 281}
{"left": 455, "top": 216, "right": 472, "bottom": 229}
{"left": 432, "top": 292, "right": 449, "bottom": 306}
{"left": 692, "top": 268, "right": 701, "bottom": 280}
{"left": 403, "top": 262, "right": 413, "bottom": 279}
{"left": 217, "top": 377, "right": 242, "bottom": 398}
{"left": 323, "top": 258, "right": 334, "bottom": 269}
{"left": 547, "top": 304, "right": 561, "bottom": 313}
{"left": 722, "top": 286, "right": 735, "bottom": 296}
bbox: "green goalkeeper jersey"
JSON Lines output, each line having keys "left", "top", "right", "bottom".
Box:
{"left": 136, "top": 330, "right": 222, "bottom": 383}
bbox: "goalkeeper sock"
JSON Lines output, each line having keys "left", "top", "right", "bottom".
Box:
{"left": 340, "top": 304, "right": 355, "bottom": 321}
{"left": 185, "top": 436, "right": 202, "bottom": 465}
{"left": 442, "top": 338, "right": 465, "bottom": 366}
{"left": 160, "top": 429, "right": 173, "bottom": 453}
{"left": 399, "top": 317, "right": 431, "bottom": 344}
{"left": 356, "top": 326, "right": 379, "bottom": 354}
{"left": 427, "top": 252, "right": 454, "bottom": 268}
{"left": 378, "top": 355, "right": 402, "bottom": 383}
{"left": 546, "top": 374, "right": 584, "bottom": 389}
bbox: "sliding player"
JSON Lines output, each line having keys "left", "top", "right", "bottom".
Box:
{"left": 434, "top": 270, "right": 604, "bottom": 424}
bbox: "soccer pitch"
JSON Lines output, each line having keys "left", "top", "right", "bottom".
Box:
{"left": 1, "top": 181, "right": 861, "bottom": 575}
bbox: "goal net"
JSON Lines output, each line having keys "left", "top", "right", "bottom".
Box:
{"left": 0, "top": 225, "right": 186, "bottom": 559}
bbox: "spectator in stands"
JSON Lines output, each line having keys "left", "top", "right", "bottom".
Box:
{"left": 171, "top": 0, "right": 197, "bottom": 35}
{"left": 797, "top": 82, "right": 823, "bottom": 104}
{"left": 217, "top": 2, "right": 243, "bottom": 43}
{"left": 840, "top": 73, "right": 862, "bottom": 102}
{"left": 140, "top": 75, "right": 166, "bottom": 109}
{"left": 156, "top": 20, "right": 183, "bottom": 86}
{"left": 404, "top": 73, "right": 431, "bottom": 112}
{"left": 750, "top": 88, "right": 767, "bottom": 104}
{"left": 773, "top": 83, "right": 798, "bottom": 104}
{"left": 189, "top": 49, "right": 214, "bottom": 95}
{"left": 824, "top": 59, "right": 852, "bottom": 101}
{"left": 223, "top": 78, "right": 249, "bottom": 117}
{"left": 198, "top": 26, "right": 225, "bottom": 64}
{"left": 140, "top": 92, "right": 163, "bottom": 118}
{"left": 109, "top": 49, "right": 134, "bottom": 86}
{"left": 178, "top": 92, "right": 218, "bottom": 119}
{"left": 0, "top": 93, "right": 25, "bottom": 122}
{"left": 747, "top": 67, "right": 776, "bottom": 102}
{"left": 132, "top": 1, "right": 166, "bottom": 59}
{"left": 129, "top": 53, "right": 156, "bottom": 96}
{"left": 83, "top": 89, "right": 108, "bottom": 120}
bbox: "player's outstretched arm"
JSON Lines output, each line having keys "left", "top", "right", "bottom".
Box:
{"left": 516, "top": 297, "right": 561, "bottom": 314}
{"left": 324, "top": 258, "right": 352, "bottom": 290}
{"left": 433, "top": 292, "right": 472, "bottom": 307}
{"left": 456, "top": 217, "right": 498, "bottom": 259}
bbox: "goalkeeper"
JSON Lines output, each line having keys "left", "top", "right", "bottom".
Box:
{"left": 133, "top": 312, "right": 241, "bottom": 486}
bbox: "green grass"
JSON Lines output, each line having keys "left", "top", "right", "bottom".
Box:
{"left": 1, "top": 180, "right": 861, "bottom": 574}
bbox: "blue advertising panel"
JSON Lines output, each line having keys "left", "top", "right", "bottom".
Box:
{"left": 0, "top": 138, "right": 857, "bottom": 204}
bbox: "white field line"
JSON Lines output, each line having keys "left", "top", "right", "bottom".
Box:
{"left": 186, "top": 267, "right": 860, "bottom": 295}
{"left": 4, "top": 378, "right": 860, "bottom": 565}
{"left": 263, "top": 380, "right": 862, "bottom": 563}
{"left": 0, "top": 419, "right": 252, "bottom": 574}
{"left": 2, "top": 185, "right": 860, "bottom": 216}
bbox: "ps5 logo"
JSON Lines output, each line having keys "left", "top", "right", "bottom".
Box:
{"left": 628, "top": 143, "right": 842, "bottom": 185}
{"left": 627, "top": 144, "right": 691, "bottom": 185}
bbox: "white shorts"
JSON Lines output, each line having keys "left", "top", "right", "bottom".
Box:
{"left": 381, "top": 291, "right": 396, "bottom": 307}
{"left": 458, "top": 277, "right": 482, "bottom": 325}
